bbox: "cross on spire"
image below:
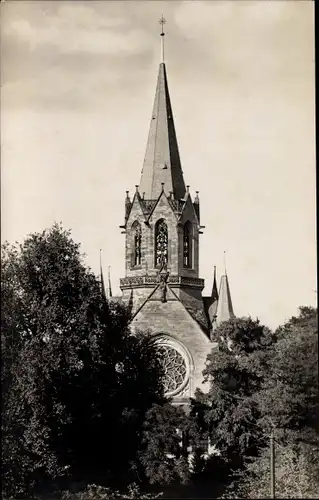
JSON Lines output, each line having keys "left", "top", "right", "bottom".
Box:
{"left": 159, "top": 15, "right": 166, "bottom": 62}
{"left": 159, "top": 15, "right": 166, "bottom": 34}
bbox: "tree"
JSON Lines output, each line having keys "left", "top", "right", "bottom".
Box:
{"left": 195, "top": 317, "right": 276, "bottom": 467}
{"left": 220, "top": 306, "right": 319, "bottom": 498}
{"left": 1, "top": 224, "right": 164, "bottom": 497}
{"left": 138, "top": 403, "right": 192, "bottom": 485}
{"left": 221, "top": 440, "right": 319, "bottom": 499}
{"left": 256, "top": 306, "right": 318, "bottom": 437}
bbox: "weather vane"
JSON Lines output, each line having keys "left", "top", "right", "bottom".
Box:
{"left": 159, "top": 15, "right": 166, "bottom": 62}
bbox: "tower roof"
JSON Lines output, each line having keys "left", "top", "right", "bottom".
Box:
{"left": 216, "top": 274, "right": 235, "bottom": 326}
{"left": 139, "top": 63, "right": 186, "bottom": 200}
{"left": 212, "top": 266, "right": 219, "bottom": 302}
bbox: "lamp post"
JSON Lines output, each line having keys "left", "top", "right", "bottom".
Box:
{"left": 270, "top": 427, "right": 275, "bottom": 499}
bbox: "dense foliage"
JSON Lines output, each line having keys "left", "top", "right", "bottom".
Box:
{"left": 256, "top": 306, "right": 318, "bottom": 435}
{"left": 221, "top": 440, "right": 319, "bottom": 499}
{"left": 2, "top": 223, "right": 318, "bottom": 498}
{"left": 1, "top": 224, "right": 164, "bottom": 498}
{"left": 60, "top": 483, "right": 162, "bottom": 500}
{"left": 217, "top": 307, "right": 319, "bottom": 498}
{"left": 138, "top": 403, "right": 192, "bottom": 484}
{"left": 194, "top": 317, "right": 276, "bottom": 466}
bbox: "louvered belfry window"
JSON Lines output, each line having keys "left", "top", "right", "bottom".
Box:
{"left": 132, "top": 221, "right": 142, "bottom": 266}
{"left": 183, "top": 221, "right": 192, "bottom": 268}
{"left": 155, "top": 219, "right": 168, "bottom": 266}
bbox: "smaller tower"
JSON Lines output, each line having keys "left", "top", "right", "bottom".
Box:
{"left": 215, "top": 274, "right": 235, "bottom": 327}
{"left": 204, "top": 264, "right": 235, "bottom": 333}
{"left": 211, "top": 266, "right": 218, "bottom": 302}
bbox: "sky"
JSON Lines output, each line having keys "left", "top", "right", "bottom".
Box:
{"left": 1, "top": 0, "right": 316, "bottom": 329}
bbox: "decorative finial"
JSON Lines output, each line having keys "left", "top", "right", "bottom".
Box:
{"left": 161, "top": 182, "right": 165, "bottom": 191}
{"left": 223, "top": 250, "right": 227, "bottom": 275}
{"left": 108, "top": 265, "right": 112, "bottom": 298}
{"left": 159, "top": 15, "right": 166, "bottom": 63}
{"left": 99, "top": 249, "right": 104, "bottom": 279}
{"left": 186, "top": 185, "right": 190, "bottom": 193}
{"left": 135, "top": 185, "right": 139, "bottom": 192}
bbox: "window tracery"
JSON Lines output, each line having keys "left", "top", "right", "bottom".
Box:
{"left": 132, "top": 221, "right": 142, "bottom": 266}
{"left": 183, "top": 221, "right": 192, "bottom": 268}
{"left": 155, "top": 219, "right": 168, "bottom": 266}
{"left": 156, "top": 344, "right": 187, "bottom": 395}
{"left": 156, "top": 342, "right": 189, "bottom": 397}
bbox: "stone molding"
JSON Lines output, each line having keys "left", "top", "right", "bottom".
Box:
{"left": 120, "top": 275, "right": 205, "bottom": 290}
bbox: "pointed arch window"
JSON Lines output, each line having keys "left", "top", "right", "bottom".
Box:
{"left": 183, "top": 221, "right": 192, "bottom": 268}
{"left": 155, "top": 219, "right": 168, "bottom": 267}
{"left": 132, "top": 221, "right": 142, "bottom": 266}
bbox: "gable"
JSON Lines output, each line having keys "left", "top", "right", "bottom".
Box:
{"left": 132, "top": 293, "right": 211, "bottom": 348}
{"left": 179, "top": 194, "right": 199, "bottom": 225}
{"left": 126, "top": 193, "right": 146, "bottom": 227}
{"left": 148, "top": 190, "right": 178, "bottom": 227}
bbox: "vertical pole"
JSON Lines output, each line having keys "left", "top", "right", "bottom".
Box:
{"left": 161, "top": 32, "right": 165, "bottom": 62}
{"left": 159, "top": 16, "right": 166, "bottom": 63}
{"left": 270, "top": 428, "right": 275, "bottom": 499}
{"left": 161, "top": 31, "right": 164, "bottom": 63}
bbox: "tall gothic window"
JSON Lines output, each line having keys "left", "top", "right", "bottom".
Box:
{"left": 155, "top": 219, "right": 168, "bottom": 266}
{"left": 132, "top": 221, "right": 142, "bottom": 266}
{"left": 183, "top": 221, "right": 192, "bottom": 268}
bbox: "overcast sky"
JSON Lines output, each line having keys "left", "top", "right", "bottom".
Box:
{"left": 1, "top": 0, "right": 316, "bottom": 329}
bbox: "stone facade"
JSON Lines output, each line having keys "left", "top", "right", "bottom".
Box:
{"left": 118, "top": 60, "right": 234, "bottom": 402}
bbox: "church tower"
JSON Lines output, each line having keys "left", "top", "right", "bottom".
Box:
{"left": 119, "top": 20, "right": 235, "bottom": 403}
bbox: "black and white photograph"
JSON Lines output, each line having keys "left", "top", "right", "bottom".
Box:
{"left": 1, "top": 1, "right": 317, "bottom": 499}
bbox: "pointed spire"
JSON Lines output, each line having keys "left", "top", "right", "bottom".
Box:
{"left": 194, "top": 191, "right": 200, "bottom": 223}
{"left": 207, "top": 266, "right": 219, "bottom": 328}
{"left": 108, "top": 266, "right": 113, "bottom": 298}
{"left": 139, "top": 27, "right": 186, "bottom": 201}
{"left": 125, "top": 191, "right": 131, "bottom": 220}
{"left": 216, "top": 274, "right": 235, "bottom": 326}
{"left": 211, "top": 266, "right": 218, "bottom": 302}
{"left": 100, "top": 249, "right": 107, "bottom": 303}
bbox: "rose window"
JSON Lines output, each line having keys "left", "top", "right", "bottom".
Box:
{"left": 156, "top": 344, "right": 188, "bottom": 396}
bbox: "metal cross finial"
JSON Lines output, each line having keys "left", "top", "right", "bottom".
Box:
{"left": 159, "top": 15, "right": 166, "bottom": 34}
{"left": 159, "top": 15, "right": 166, "bottom": 62}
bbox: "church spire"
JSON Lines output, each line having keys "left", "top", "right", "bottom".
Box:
{"left": 100, "top": 249, "right": 107, "bottom": 303}
{"left": 211, "top": 266, "right": 218, "bottom": 302}
{"left": 216, "top": 274, "right": 235, "bottom": 326}
{"left": 138, "top": 19, "right": 186, "bottom": 201}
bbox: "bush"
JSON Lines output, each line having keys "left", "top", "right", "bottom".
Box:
{"left": 61, "top": 483, "right": 162, "bottom": 500}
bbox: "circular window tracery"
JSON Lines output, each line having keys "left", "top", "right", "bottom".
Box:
{"left": 155, "top": 337, "right": 190, "bottom": 397}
